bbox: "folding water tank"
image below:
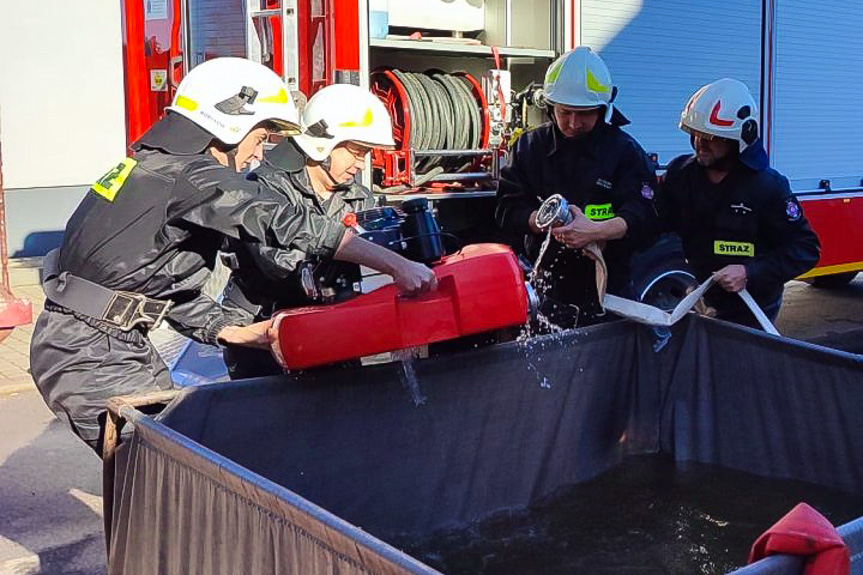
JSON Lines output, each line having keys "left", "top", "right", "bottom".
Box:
{"left": 105, "top": 316, "right": 863, "bottom": 575}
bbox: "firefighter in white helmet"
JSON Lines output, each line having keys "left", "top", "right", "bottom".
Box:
{"left": 220, "top": 83, "right": 402, "bottom": 378}
{"left": 657, "top": 78, "right": 819, "bottom": 327}
{"left": 30, "top": 59, "right": 435, "bottom": 453}
{"left": 496, "top": 46, "right": 659, "bottom": 328}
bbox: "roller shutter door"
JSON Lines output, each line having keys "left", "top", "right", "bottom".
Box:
{"left": 771, "top": 0, "right": 863, "bottom": 191}
{"left": 577, "top": 0, "right": 763, "bottom": 165}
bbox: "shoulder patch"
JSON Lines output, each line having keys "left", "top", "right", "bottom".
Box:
{"left": 785, "top": 198, "right": 802, "bottom": 221}
{"left": 91, "top": 158, "right": 137, "bottom": 202}
{"left": 640, "top": 182, "right": 655, "bottom": 200}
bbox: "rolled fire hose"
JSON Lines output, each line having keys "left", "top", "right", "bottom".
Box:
{"left": 388, "top": 70, "right": 483, "bottom": 172}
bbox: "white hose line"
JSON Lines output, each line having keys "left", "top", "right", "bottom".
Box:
{"left": 603, "top": 276, "right": 779, "bottom": 335}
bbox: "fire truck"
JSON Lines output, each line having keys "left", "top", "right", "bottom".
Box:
{"left": 2, "top": 0, "right": 862, "bottom": 289}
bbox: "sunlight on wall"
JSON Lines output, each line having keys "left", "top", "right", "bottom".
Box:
{"left": 582, "top": 0, "right": 643, "bottom": 51}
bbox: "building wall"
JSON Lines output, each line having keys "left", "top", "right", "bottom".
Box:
{"left": 4, "top": 186, "right": 88, "bottom": 258}
{"left": 0, "top": 0, "right": 126, "bottom": 255}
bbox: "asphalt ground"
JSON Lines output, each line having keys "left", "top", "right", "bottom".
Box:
{"left": 776, "top": 278, "right": 863, "bottom": 353}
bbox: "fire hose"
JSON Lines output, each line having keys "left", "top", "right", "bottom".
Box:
{"left": 391, "top": 70, "right": 482, "bottom": 170}
{"left": 536, "top": 194, "right": 779, "bottom": 334}
{"left": 372, "top": 69, "right": 488, "bottom": 181}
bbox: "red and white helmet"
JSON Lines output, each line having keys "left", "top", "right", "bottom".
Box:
{"left": 679, "top": 78, "right": 759, "bottom": 152}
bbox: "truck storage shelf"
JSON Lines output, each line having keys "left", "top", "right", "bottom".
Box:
{"left": 370, "top": 38, "right": 556, "bottom": 59}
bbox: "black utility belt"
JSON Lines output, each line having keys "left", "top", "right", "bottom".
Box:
{"left": 99, "top": 291, "right": 173, "bottom": 331}
{"left": 41, "top": 249, "right": 173, "bottom": 331}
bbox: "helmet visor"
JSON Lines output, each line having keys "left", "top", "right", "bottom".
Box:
{"left": 270, "top": 119, "right": 303, "bottom": 137}
{"left": 349, "top": 139, "right": 396, "bottom": 152}
{"left": 680, "top": 125, "right": 716, "bottom": 140}
{"left": 549, "top": 102, "right": 603, "bottom": 112}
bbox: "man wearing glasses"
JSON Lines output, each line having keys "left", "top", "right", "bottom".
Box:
{"left": 656, "top": 78, "right": 820, "bottom": 327}
{"left": 220, "top": 83, "right": 395, "bottom": 378}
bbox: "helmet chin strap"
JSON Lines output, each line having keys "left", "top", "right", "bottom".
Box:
{"left": 210, "top": 140, "right": 241, "bottom": 171}
{"left": 320, "top": 157, "right": 353, "bottom": 192}
{"left": 226, "top": 147, "right": 239, "bottom": 172}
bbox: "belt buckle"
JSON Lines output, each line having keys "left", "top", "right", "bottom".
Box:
{"left": 104, "top": 292, "right": 172, "bottom": 331}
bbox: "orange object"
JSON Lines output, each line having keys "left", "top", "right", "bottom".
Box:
{"left": 0, "top": 118, "right": 33, "bottom": 343}
{"left": 748, "top": 502, "right": 849, "bottom": 575}
{"left": 342, "top": 212, "right": 357, "bottom": 227}
{"left": 269, "top": 244, "right": 532, "bottom": 370}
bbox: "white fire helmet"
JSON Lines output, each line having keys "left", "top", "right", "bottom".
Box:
{"left": 543, "top": 47, "right": 616, "bottom": 124}
{"left": 167, "top": 57, "right": 301, "bottom": 145}
{"left": 679, "top": 78, "right": 760, "bottom": 152}
{"left": 293, "top": 83, "right": 397, "bottom": 162}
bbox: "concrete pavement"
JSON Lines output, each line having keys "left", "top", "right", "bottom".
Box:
{"left": 775, "top": 278, "right": 863, "bottom": 352}
{"left": 1, "top": 259, "right": 104, "bottom": 575}
{"left": 0, "top": 390, "right": 105, "bottom": 575}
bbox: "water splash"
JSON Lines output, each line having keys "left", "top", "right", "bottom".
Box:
{"left": 529, "top": 228, "right": 554, "bottom": 286}
{"left": 394, "top": 347, "right": 427, "bottom": 406}
{"left": 517, "top": 228, "right": 569, "bottom": 388}
{"left": 522, "top": 230, "right": 564, "bottom": 340}
{"left": 535, "top": 311, "right": 565, "bottom": 334}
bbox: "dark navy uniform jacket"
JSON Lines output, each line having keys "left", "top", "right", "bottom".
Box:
{"left": 496, "top": 117, "right": 659, "bottom": 305}
{"left": 657, "top": 152, "right": 820, "bottom": 321}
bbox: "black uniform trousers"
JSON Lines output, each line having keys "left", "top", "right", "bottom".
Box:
{"left": 30, "top": 305, "right": 173, "bottom": 453}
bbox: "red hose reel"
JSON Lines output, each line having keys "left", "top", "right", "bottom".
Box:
{"left": 371, "top": 69, "right": 491, "bottom": 189}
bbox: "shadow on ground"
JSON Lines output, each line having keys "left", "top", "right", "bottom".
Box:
{"left": 0, "top": 393, "right": 106, "bottom": 575}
